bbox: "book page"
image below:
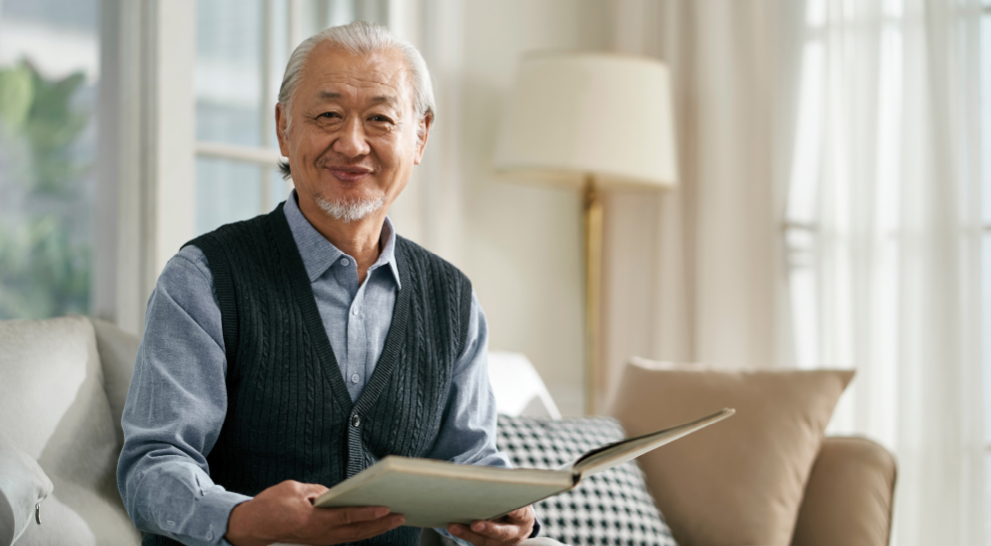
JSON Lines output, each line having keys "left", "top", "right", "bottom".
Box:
{"left": 314, "top": 457, "right": 575, "bottom": 528}
{"left": 571, "top": 408, "right": 735, "bottom": 479}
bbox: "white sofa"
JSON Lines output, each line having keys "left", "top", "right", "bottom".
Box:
{"left": 0, "top": 316, "right": 897, "bottom": 546}
{"left": 0, "top": 316, "right": 140, "bottom": 545}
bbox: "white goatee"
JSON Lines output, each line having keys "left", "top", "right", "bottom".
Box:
{"left": 314, "top": 195, "right": 385, "bottom": 224}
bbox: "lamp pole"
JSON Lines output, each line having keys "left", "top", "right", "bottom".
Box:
{"left": 494, "top": 53, "right": 678, "bottom": 416}
{"left": 582, "top": 174, "right": 603, "bottom": 415}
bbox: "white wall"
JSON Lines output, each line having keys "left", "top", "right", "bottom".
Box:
{"left": 456, "top": 0, "right": 610, "bottom": 417}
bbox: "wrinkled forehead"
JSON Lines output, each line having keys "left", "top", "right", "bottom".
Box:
{"left": 300, "top": 43, "right": 415, "bottom": 109}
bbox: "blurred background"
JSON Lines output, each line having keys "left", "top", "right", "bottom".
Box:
{"left": 0, "top": 0, "right": 988, "bottom": 544}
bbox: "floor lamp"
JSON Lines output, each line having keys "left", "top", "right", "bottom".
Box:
{"left": 494, "top": 52, "right": 679, "bottom": 415}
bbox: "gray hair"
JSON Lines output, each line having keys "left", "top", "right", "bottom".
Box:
{"left": 277, "top": 21, "right": 435, "bottom": 178}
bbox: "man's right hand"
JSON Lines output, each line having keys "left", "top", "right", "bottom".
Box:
{"left": 225, "top": 480, "right": 404, "bottom": 546}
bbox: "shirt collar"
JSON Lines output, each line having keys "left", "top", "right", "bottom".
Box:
{"left": 283, "top": 191, "right": 401, "bottom": 289}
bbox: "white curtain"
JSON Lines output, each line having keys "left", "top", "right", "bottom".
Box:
{"left": 609, "top": 0, "right": 985, "bottom": 544}
{"left": 788, "top": 0, "right": 985, "bottom": 544}
{"left": 604, "top": 0, "right": 804, "bottom": 400}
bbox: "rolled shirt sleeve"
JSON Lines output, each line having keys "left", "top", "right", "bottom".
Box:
{"left": 117, "top": 247, "right": 249, "bottom": 546}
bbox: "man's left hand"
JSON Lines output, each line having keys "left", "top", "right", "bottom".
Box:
{"left": 447, "top": 505, "right": 535, "bottom": 546}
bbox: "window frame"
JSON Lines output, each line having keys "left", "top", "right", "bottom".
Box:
{"left": 193, "top": 0, "right": 294, "bottom": 221}
{"left": 94, "top": 0, "right": 196, "bottom": 334}
{"left": 984, "top": 1, "right": 991, "bottom": 457}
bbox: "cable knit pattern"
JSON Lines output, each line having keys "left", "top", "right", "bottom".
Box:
{"left": 143, "top": 203, "right": 472, "bottom": 546}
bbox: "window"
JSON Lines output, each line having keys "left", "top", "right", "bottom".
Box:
{"left": 0, "top": 0, "right": 101, "bottom": 318}
{"left": 786, "top": 0, "right": 986, "bottom": 542}
{"left": 194, "top": 0, "right": 388, "bottom": 236}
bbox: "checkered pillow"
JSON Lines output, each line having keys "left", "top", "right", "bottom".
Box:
{"left": 496, "top": 415, "right": 679, "bottom": 546}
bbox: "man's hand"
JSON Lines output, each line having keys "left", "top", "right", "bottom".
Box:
{"left": 447, "top": 505, "right": 535, "bottom": 546}
{"left": 225, "top": 480, "right": 404, "bottom": 546}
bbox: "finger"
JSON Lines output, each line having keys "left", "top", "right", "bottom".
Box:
{"left": 334, "top": 513, "right": 405, "bottom": 542}
{"left": 314, "top": 506, "right": 392, "bottom": 526}
{"left": 470, "top": 519, "right": 523, "bottom": 542}
{"left": 294, "top": 482, "right": 330, "bottom": 500}
{"left": 454, "top": 520, "right": 522, "bottom": 544}
{"left": 449, "top": 523, "right": 497, "bottom": 546}
{"left": 501, "top": 506, "right": 532, "bottom": 524}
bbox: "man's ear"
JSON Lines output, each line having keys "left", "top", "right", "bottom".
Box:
{"left": 275, "top": 103, "right": 290, "bottom": 158}
{"left": 413, "top": 112, "right": 433, "bottom": 165}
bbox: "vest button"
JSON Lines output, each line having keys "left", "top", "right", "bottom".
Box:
{"left": 351, "top": 414, "right": 360, "bottom": 427}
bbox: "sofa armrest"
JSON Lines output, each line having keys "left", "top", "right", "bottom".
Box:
{"left": 791, "top": 436, "right": 897, "bottom": 546}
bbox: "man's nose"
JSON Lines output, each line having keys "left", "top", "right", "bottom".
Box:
{"left": 333, "top": 116, "right": 371, "bottom": 158}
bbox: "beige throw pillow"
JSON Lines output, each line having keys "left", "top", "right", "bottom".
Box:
{"left": 607, "top": 358, "right": 853, "bottom": 546}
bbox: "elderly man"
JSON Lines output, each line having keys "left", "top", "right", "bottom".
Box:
{"left": 117, "top": 21, "right": 546, "bottom": 546}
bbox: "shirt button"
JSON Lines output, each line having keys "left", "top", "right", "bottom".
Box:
{"left": 340, "top": 258, "right": 350, "bottom": 266}
{"left": 351, "top": 413, "right": 361, "bottom": 427}
{"left": 206, "top": 531, "right": 214, "bottom": 540}
{"left": 352, "top": 308, "right": 359, "bottom": 316}
{"left": 351, "top": 373, "right": 360, "bottom": 383}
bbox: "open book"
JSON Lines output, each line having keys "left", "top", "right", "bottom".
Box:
{"left": 313, "top": 408, "right": 734, "bottom": 528}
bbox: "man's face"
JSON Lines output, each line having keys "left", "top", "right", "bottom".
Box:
{"left": 276, "top": 43, "right": 430, "bottom": 222}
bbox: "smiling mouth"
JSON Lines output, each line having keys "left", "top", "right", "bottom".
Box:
{"left": 325, "top": 165, "right": 373, "bottom": 183}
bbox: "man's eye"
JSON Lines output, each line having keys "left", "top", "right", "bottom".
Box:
{"left": 369, "top": 115, "right": 392, "bottom": 123}
{"left": 319, "top": 112, "right": 340, "bottom": 119}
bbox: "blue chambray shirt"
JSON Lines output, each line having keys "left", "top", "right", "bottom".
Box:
{"left": 117, "top": 192, "right": 511, "bottom": 546}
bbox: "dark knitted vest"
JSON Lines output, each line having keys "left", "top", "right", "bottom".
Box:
{"left": 144, "top": 203, "right": 472, "bottom": 546}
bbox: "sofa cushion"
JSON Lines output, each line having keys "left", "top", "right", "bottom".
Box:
{"left": 0, "top": 430, "right": 53, "bottom": 546}
{"left": 91, "top": 318, "right": 140, "bottom": 447}
{"left": 497, "top": 414, "right": 678, "bottom": 546}
{"left": 488, "top": 352, "right": 563, "bottom": 419}
{"left": 607, "top": 358, "right": 853, "bottom": 546}
{"left": 0, "top": 316, "right": 140, "bottom": 545}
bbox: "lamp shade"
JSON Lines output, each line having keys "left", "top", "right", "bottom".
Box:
{"left": 494, "top": 52, "right": 678, "bottom": 190}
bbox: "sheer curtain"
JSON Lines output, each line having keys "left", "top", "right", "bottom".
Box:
{"left": 604, "top": 0, "right": 804, "bottom": 395}
{"left": 789, "top": 0, "right": 985, "bottom": 544}
{"left": 609, "top": 0, "right": 985, "bottom": 544}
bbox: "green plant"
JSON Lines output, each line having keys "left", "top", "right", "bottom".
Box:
{"left": 0, "top": 60, "right": 94, "bottom": 319}
{"left": 0, "top": 61, "right": 90, "bottom": 194}
{"left": 0, "top": 217, "right": 91, "bottom": 319}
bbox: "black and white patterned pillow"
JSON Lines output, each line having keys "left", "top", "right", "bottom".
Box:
{"left": 496, "top": 415, "right": 678, "bottom": 546}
